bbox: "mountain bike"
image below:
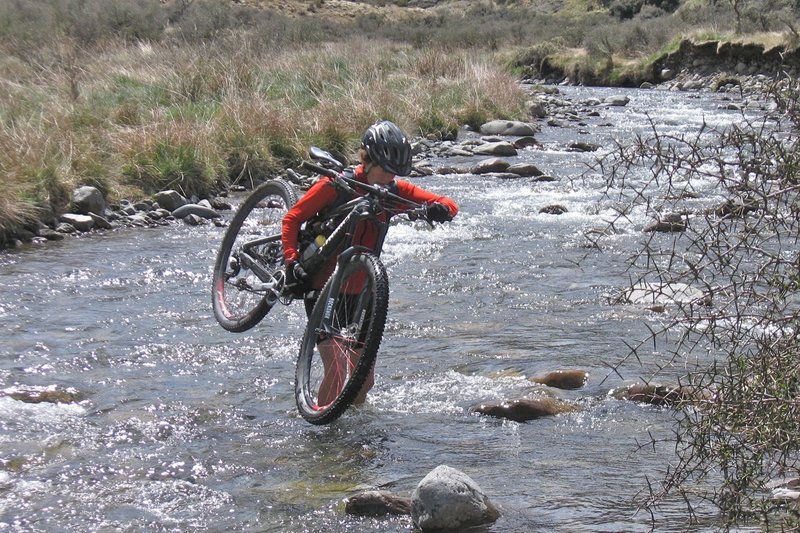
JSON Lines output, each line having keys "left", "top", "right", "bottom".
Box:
{"left": 211, "top": 147, "right": 436, "bottom": 424}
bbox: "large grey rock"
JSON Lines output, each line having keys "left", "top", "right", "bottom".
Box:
{"left": 37, "top": 228, "right": 65, "bottom": 241}
{"left": 172, "top": 203, "right": 221, "bottom": 220}
{"left": 58, "top": 213, "right": 94, "bottom": 232}
{"left": 472, "top": 141, "right": 517, "bottom": 157}
{"left": 153, "top": 190, "right": 188, "bottom": 212}
{"left": 72, "top": 186, "right": 106, "bottom": 216}
{"left": 89, "top": 213, "right": 113, "bottom": 230}
{"left": 603, "top": 95, "right": 630, "bottom": 106}
{"left": 479, "top": 120, "right": 537, "bottom": 136}
{"left": 471, "top": 158, "right": 510, "bottom": 175}
{"left": 506, "top": 162, "right": 543, "bottom": 177}
{"left": 527, "top": 99, "right": 547, "bottom": 118}
{"left": 411, "top": 465, "right": 500, "bottom": 531}
{"left": 56, "top": 222, "right": 77, "bottom": 234}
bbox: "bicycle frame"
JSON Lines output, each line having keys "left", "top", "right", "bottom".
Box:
{"left": 226, "top": 150, "right": 427, "bottom": 324}
{"left": 299, "top": 158, "right": 429, "bottom": 338}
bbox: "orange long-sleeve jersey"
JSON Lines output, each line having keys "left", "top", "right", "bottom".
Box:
{"left": 282, "top": 165, "right": 459, "bottom": 289}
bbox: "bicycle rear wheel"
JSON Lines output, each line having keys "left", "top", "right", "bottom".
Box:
{"left": 295, "top": 252, "right": 389, "bottom": 424}
{"left": 212, "top": 179, "right": 298, "bottom": 332}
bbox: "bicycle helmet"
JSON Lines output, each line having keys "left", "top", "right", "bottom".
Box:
{"left": 361, "top": 120, "right": 413, "bottom": 176}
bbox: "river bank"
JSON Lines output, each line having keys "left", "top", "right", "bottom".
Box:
{"left": 530, "top": 37, "right": 800, "bottom": 89}
{"left": 0, "top": 58, "right": 785, "bottom": 253}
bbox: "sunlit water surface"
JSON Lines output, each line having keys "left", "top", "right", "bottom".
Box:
{"left": 0, "top": 86, "right": 768, "bottom": 531}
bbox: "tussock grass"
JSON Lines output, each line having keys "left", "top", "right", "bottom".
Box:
{"left": 0, "top": 34, "right": 526, "bottom": 233}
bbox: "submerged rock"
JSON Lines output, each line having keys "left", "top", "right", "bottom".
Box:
{"left": 345, "top": 491, "right": 412, "bottom": 517}
{"left": 471, "top": 397, "right": 580, "bottom": 422}
{"left": 610, "top": 383, "right": 710, "bottom": 406}
{"left": 2, "top": 385, "right": 82, "bottom": 404}
{"left": 620, "top": 281, "right": 711, "bottom": 306}
{"left": 539, "top": 204, "right": 568, "bottom": 215}
{"left": 643, "top": 213, "right": 686, "bottom": 233}
{"left": 531, "top": 369, "right": 589, "bottom": 390}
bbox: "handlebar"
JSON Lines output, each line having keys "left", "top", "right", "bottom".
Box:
{"left": 301, "top": 160, "right": 338, "bottom": 179}
{"left": 302, "top": 160, "right": 425, "bottom": 211}
{"left": 299, "top": 147, "right": 441, "bottom": 225}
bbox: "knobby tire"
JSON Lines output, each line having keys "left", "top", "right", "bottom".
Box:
{"left": 212, "top": 179, "right": 298, "bottom": 332}
{"left": 295, "top": 252, "right": 389, "bottom": 424}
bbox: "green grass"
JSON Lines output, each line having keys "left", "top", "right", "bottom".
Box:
{"left": 0, "top": 0, "right": 791, "bottom": 242}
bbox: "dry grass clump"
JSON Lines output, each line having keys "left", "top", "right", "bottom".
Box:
{"left": 0, "top": 33, "right": 527, "bottom": 235}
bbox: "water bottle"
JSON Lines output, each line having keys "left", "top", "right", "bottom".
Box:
{"left": 301, "top": 234, "right": 327, "bottom": 267}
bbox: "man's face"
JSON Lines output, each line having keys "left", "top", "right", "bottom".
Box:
{"left": 366, "top": 165, "right": 395, "bottom": 185}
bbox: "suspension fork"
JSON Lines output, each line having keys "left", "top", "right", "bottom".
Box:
{"left": 316, "top": 245, "right": 374, "bottom": 339}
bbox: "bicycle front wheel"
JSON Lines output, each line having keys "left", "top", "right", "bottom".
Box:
{"left": 295, "top": 252, "right": 389, "bottom": 424}
{"left": 212, "top": 179, "right": 298, "bottom": 332}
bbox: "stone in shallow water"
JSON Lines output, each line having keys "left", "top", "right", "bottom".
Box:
{"left": 412, "top": 465, "right": 500, "bottom": 531}
{"left": 345, "top": 491, "right": 411, "bottom": 517}
{"left": 479, "top": 120, "right": 537, "bottom": 136}
{"left": 530, "top": 369, "right": 589, "bottom": 390}
{"left": 471, "top": 397, "right": 580, "bottom": 422}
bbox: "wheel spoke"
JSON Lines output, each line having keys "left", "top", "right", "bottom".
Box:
{"left": 212, "top": 180, "right": 297, "bottom": 332}
{"left": 296, "top": 253, "right": 389, "bottom": 424}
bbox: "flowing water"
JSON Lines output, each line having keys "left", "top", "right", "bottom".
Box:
{"left": 0, "top": 86, "right": 769, "bottom": 531}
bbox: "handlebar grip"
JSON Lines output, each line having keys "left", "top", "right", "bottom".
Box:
{"left": 301, "top": 161, "right": 338, "bottom": 178}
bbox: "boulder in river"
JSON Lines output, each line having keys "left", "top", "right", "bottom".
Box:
{"left": 153, "top": 190, "right": 188, "bottom": 212}
{"left": 506, "top": 162, "right": 544, "bottom": 177}
{"left": 172, "top": 203, "right": 221, "bottom": 220}
{"left": 530, "top": 369, "right": 589, "bottom": 390}
{"left": 513, "top": 136, "right": 540, "bottom": 149}
{"left": 479, "top": 120, "right": 537, "bottom": 136}
{"left": 471, "top": 397, "right": 580, "bottom": 422}
{"left": 412, "top": 465, "right": 500, "bottom": 531}
{"left": 610, "top": 383, "right": 711, "bottom": 406}
{"left": 472, "top": 141, "right": 518, "bottom": 157}
{"left": 71, "top": 186, "right": 106, "bottom": 216}
{"left": 471, "top": 158, "right": 510, "bottom": 175}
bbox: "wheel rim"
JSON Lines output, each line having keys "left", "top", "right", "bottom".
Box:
{"left": 216, "top": 192, "right": 291, "bottom": 322}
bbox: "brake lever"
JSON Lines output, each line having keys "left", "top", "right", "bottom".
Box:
{"left": 406, "top": 206, "right": 433, "bottom": 227}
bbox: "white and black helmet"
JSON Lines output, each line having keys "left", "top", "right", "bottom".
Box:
{"left": 361, "top": 120, "right": 412, "bottom": 176}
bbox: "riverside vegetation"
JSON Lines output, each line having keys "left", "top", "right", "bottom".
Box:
{"left": 2, "top": 0, "right": 800, "bottom": 530}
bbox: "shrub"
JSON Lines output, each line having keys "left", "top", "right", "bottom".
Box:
{"left": 591, "top": 76, "right": 800, "bottom": 529}
{"left": 609, "top": 0, "right": 644, "bottom": 20}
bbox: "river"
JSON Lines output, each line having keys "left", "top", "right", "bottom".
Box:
{"left": 0, "top": 86, "right": 767, "bottom": 531}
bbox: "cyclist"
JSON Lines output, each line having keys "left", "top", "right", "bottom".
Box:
{"left": 281, "top": 120, "right": 459, "bottom": 405}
